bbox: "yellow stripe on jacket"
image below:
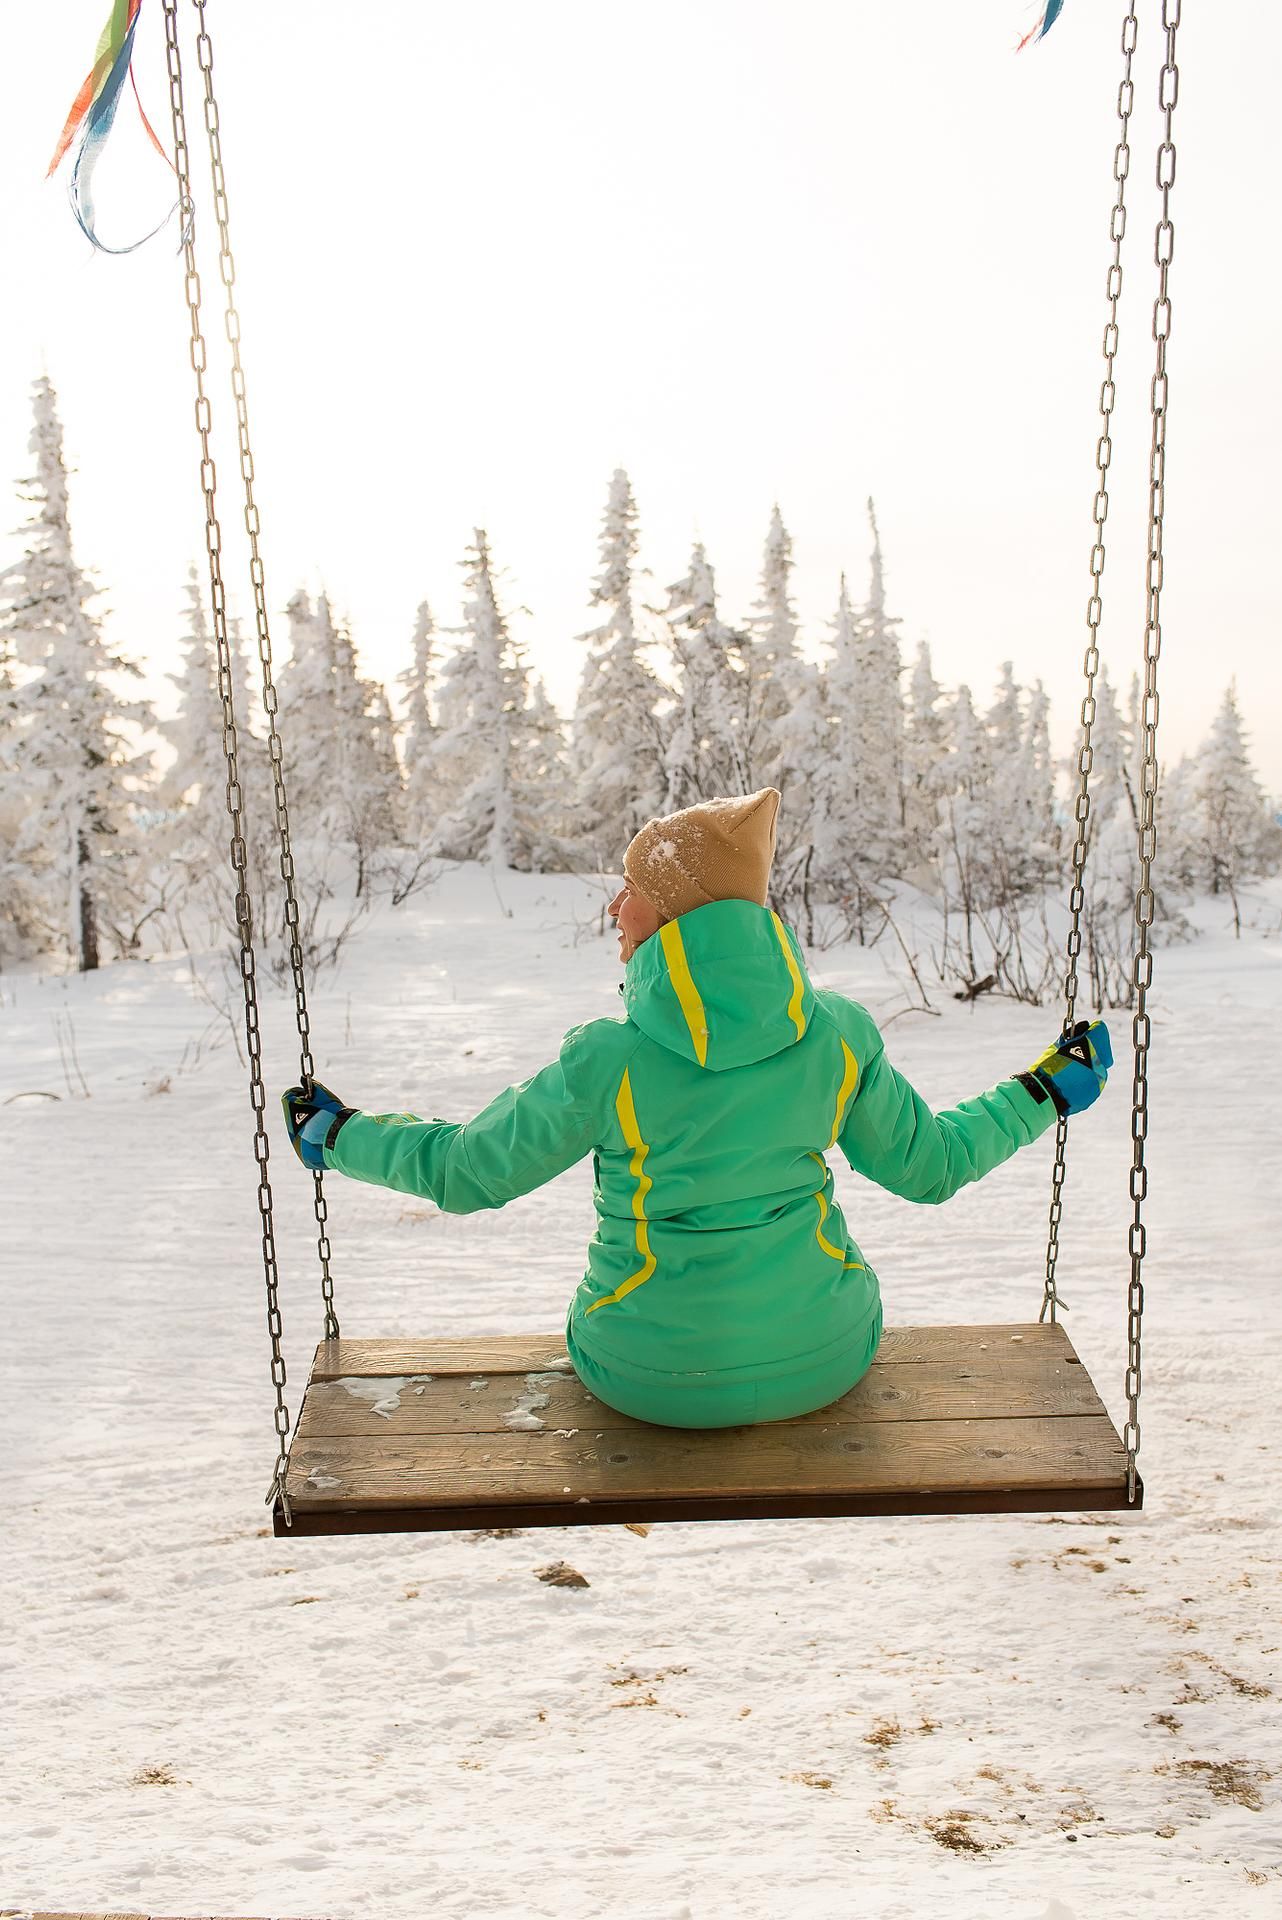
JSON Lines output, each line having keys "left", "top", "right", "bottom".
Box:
{"left": 806, "top": 1041, "right": 864, "bottom": 1266}
{"left": 660, "top": 920, "right": 709, "bottom": 1066}
{"left": 828, "top": 1038, "right": 859, "bottom": 1146}
{"left": 770, "top": 911, "right": 807, "bottom": 1041}
{"left": 585, "top": 1067, "right": 657, "bottom": 1313}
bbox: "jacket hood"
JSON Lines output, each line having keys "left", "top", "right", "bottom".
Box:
{"left": 623, "top": 899, "right": 815, "bottom": 1071}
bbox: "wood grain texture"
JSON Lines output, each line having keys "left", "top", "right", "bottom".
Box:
{"left": 286, "top": 1414, "right": 1126, "bottom": 1505}
{"left": 277, "top": 1322, "right": 1137, "bottom": 1533}
{"left": 294, "top": 1347, "right": 1107, "bottom": 1441}
{"left": 309, "top": 1322, "right": 1081, "bottom": 1380}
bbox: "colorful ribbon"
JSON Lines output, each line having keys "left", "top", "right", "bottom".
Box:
{"left": 47, "top": 0, "right": 177, "bottom": 253}
{"left": 1016, "top": 1, "right": 1065, "bottom": 51}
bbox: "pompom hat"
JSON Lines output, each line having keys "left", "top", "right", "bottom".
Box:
{"left": 623, "top": 788, "right": 781, "bottom": 922}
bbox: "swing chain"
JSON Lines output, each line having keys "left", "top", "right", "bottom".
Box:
{"left": 1125, "top": 0, "right": 1181, "bottom": 1504}
{"left": 161, "top": 0, "right": 292, "bottom": 1522}
{"left": 1042, "top": 0, "right": 1139, "bottom": 1326}
{"left": 188, "top": 0, "right": 339, "bottom": 1343}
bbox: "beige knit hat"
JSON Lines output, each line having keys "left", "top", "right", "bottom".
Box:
{"left": 623, "top": 788, "right": 781, "bottom": 922}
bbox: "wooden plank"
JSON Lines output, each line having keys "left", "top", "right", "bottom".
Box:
{"left": 311, "top": 1333, "right": 572, "bottom": 1379}
{"left": 294, "top": 1346, "right": 1108, "bottom": 1441}
{"left": 277, "top": 1475, "right": 1139, "bottom": 1532}
{"left": 310, "top": 1321, "right": 1081, "bottom": 1382}
{"left": 283, "top": 1413, "right": 1127, "bottom": 1514}
{"left": 280, "top": 1322, "right": 1135, "bottom": 1534}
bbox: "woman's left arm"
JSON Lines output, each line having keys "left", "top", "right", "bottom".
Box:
{"left": 323, "top": 1027, "right": 601, "bottom": 1214}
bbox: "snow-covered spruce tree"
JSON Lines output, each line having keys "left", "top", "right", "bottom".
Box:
{"left": 330, "top": 610, "right": 402, "bottom": 863}
{"left": 903, "top": 638, "right": 950, "bottom": 883}
{"left": 0, "top": 606, "right": 32, "bottom": 965}
{"left": 1188, "top": 682, "right": 1282, "bottom": 928}
{"left": 985, "top": 661, "right": 1056, "bottom": 897}
{"left": 1154, "top": 751, "right": 1199, "bottom": 893}
{"left": 398, "top": 599, "right": 439, "bottom": 841}
{"left": 937, "top": 682, "right": 995, "bottom": 982}
{"left": 854, "top": 497, "right": 906, "bottom": 856}
{"left": 278, "top": 588, "right": 398, "bottom": 862}
{"left": 156, "top": 573, "right": 277, "bottom": 949}
{"left": 745, "top": 504, "right": 802, "bottom": 787}
{"left": 367, "top": 683, "right": 403, "bottom": 820}
{"left": 157, "top": 568, "right": 233, "bottom": 909}
{"left": 820, "top": 501, "right": 910, "bottom": 926}
{"left": 516, "top": 676, "right": 575, "bottom": 871}
{"left": 1071, "top": 666, "right": 1147, "bottom": 1007}
{"left": 159, "top": 569, "right": 230, "bottom": 814}
{"left": 662, "top": 543, "right": 752, "bottom": 809}
{"left": 768, "top": 655, "right": 832, "bottom": 936}
{"left": 0, "top": 377, "right": 153, "bottom": 969}
{"left": 279, "top": 589, "right": 338, "bottom": 831}
{"left": 821, "top": 569, "right": 905, "bottom": 937}
{"left": 572, "top": 469, "right": 669, "bottom": 862}
{"left": 1022, "top": 679, "right": 1058, "bottom": 870}
{"left": 431, "top": 529, "right": 569, "bottom": 875}
{"left": 1079, "top": 665, "right": 1134, "bottom": 838}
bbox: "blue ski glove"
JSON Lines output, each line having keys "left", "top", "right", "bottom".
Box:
{"left": 282, "top": 1079, "right": 354, "bottom": 1170}
{"left": 1020, "top": 1019, "right": 1113, "bottom": 1118}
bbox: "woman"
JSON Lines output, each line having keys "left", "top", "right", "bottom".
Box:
{"left": 282, "top": 788, "right": 1111, "bottom": 1429}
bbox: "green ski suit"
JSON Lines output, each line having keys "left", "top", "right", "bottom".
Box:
{"left": 325, "top": 899, "right": 1057, "bottom": 1427}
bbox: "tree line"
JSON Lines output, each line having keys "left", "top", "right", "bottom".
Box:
{"left": 2, "top": 378, "right": 1278, "bottom": 994}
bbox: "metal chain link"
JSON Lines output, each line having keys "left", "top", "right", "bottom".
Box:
{"left": 1125, "top": 0, "right": 1181, "bottom": 1504}
{"left": 1042, "top": 0, "right": 1139, "bottom": 1327}
{"left": 188, "top": 0, "right": 339, "bottom": 1343}
{"left": 161, "top": 0, "right": 293, "bottom": 1523}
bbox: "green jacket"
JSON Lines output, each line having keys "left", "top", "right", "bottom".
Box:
{"left": 325, "top": 900, "right": 1056, "bottom": 1395}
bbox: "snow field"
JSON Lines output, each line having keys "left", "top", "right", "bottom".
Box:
{"left": 2, "top": 866, "right": 1279, "bottom": 1919}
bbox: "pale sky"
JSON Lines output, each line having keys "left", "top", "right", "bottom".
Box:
{"left": 2, "top": 0, "right": 1279, "bottom": 792}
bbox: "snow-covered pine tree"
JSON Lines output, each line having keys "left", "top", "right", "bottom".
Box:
{"left": 1081, "top": 665, "right": 1134, "bottom": 837}
{"left": 0, "top": 377, "right": 153, "bottom": 969}
{"left": 367, "top": 683, "right": 404, "bottom": 834}
{"left": 279, "top": 589, "right": 339, "bottom": 831}
{"left": 663, "top": 543, "right": 751, "bottom": 808}
{"left": 513, "top": 676, "right": 574, "bottom": 870}
{"left": 1071, "top": 665, "right": 1146, "bottom": 1006}
{"left": 432, "top": 529, "right": 568, "bottom": 875}
{"left": 768, "top": 655, "right": 832, "bottom": 935}
{"left": 572, "top": 470, "right": 668, "bottom": 862}
{"left": 985, "top": 661, "right": 1054, "bottom": 896}
{"left": 1154, "top": 751, "right": 1199, "bottom": 893}
{"left": 0, "top": 597, "right": 30, "bottom": 964}
{"left": 329, "top": 609, "right": 401, "bottom": 857}
{"left": 398, "top": 599, "right": 439, "bottom": 840}
{"left": 903, "top": 638, "right": 950, "bottom": 882}
{"left": 1022, "top": 679, "right": 1058, "bottom": 873}
{"left": 159, "top": 568, "right": 228, "bottom": 814}
{"left": 986, "top": 659, "right": 1023, "bottom": 782}
{"left": 1189, "top": 682, "right": 1282, "bottom": 925}
{"left": 745, "top": 504, "right": 801, "bottom": 787}
{"left": 817, "top": 574, "right": 886, "bottom": 937}
{"left": 854, "top": 497, "right": 907, "bottom": 864}
{"left": 824, "top": 540, "right": 908, "bottom": 910}
{"left": 937, "top": 681, "right": 995, "bottom": 974}
{"left": 154, "top": 571, "right": 277, "bottom": 948}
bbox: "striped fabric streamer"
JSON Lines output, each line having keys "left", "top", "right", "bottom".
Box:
{"left": 1016, "top": 0, "right": 1066, "bottom": 51}
{"left": 47, "top": 0, "right": 176, "bottom": 253}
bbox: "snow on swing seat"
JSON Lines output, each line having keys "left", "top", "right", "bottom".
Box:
{"left": 275, "top": 1320, "right": 1138, "bottom": 1535}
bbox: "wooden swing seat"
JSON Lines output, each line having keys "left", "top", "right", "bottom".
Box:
{"left": 275, "top": 1319, "right": 1139, "bottom": 1534}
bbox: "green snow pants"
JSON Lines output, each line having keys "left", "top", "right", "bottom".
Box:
{"left": 565, "top": 1301, "right": 884, "bottom": 1430}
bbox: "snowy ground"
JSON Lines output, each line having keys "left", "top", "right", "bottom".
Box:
{"left": 2, "top": 866, "right": 1279, "bottom": 1919}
